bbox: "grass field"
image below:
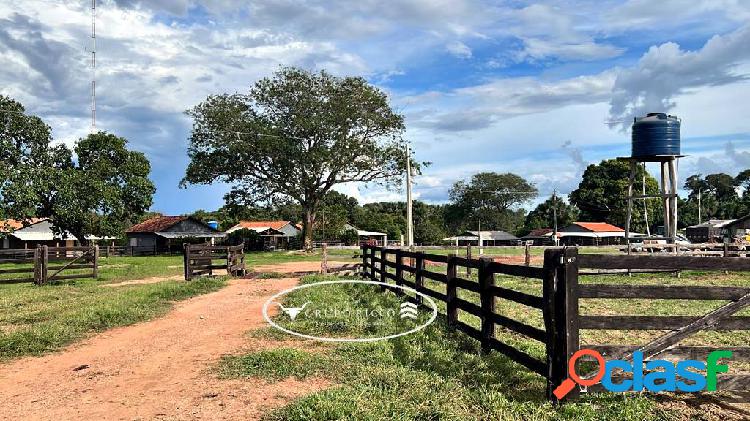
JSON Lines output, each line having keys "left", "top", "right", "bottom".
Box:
{"left": 221, "top": 275, "right": 672, "bottom": 420}
{"left": 0, "top": 248, "right": 359, "bottom": 361}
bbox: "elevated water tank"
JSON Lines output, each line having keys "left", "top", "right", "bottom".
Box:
{"left": 207, "top": 220, "right": 219, "bottom": 230}
{"left": 631, "top": 113, "right": 680, "bottom": 157}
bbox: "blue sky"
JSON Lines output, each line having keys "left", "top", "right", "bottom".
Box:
{"left": 1, "top": 0, "right": 750, "bottom": 214}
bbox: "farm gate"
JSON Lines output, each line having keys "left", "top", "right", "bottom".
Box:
{"left": 360, "top": 245, "right": 750, "bottom": 402}
{"left": 0, "top": 245, "right": 99, "bottom": 285}
{"left": 183, "top": 243, "right": 246, "bottom": 280}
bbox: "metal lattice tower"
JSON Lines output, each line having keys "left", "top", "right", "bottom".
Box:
{"left": 90, "top": 0, "right": 96, "bottom": 133}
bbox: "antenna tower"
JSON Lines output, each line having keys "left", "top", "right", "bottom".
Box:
{"left": 90, "top": 0, "right": 96, "bottom": 132}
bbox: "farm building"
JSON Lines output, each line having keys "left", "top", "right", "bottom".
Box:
{"left": 721, "top": 216, "right": 750, "bottom": 242}
{"left": 126, "top": 216, "right": 226, "bottom": 253}
{"left": 557, "top": 222, "right": 625, "bottom": 246}
{"left": 0, "top": 218, "right": 78, "bottom": 249}
{"left": 443, "top": 230, "right": 520, "bottom": 246}
{"left": 344, "top": 224, "right": 388, "bottom": 246}
{"left": 226, "top": 221, "right": 301, "bottom": 250}
{"left": 521, "top": 228, "right": 556, "bottom": 245}
{"left": 685, "top": 219, "right": 734, "bottom": 243}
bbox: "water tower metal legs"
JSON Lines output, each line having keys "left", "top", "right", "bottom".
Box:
{"left": 624, "top": 156, "right": 679, "bottom": 254}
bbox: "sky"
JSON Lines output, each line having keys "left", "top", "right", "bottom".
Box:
{"left": 1, "top": 0, "right": 750, "bottom": 214}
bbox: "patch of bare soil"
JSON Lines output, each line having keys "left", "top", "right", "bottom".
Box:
{"left": 252, "top": 260, "right": 352, "bottom": 275}
{"left": 0, "top": 274, "right": 328, "bottom": 420}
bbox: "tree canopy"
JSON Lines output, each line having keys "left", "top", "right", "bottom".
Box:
{"left": 522, "top": 194, "right": 579, "bottom": 235}
{"left": 182, "top": 67, "right": 410, "bottom": 250}
{"left": 0, "top": 96, "right": 155, "bottom": 242}
{"left": 569, "top": 159, "right": 660, "bottom": 232}
{"left": 448, "top": 172, "right": 537, "bottom": 233}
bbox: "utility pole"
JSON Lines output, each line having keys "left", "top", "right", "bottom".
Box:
{"left": 552, "top": 189, "right": 558, "bottom": 246}
{"left": 405, "top": 144, "right": 414, "bottom": 249}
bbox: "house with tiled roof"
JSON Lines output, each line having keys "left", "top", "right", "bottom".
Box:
{"left": 126, "top": 216, "right": 225, "bottom": 253}
{"left": 0, "top": 218, "right": 78, "bottom": 249}
{"left": 558, "top": 222, "right": 626, "bottom": 246}
{"left": 225, "top": 220, "right": 301, "bottom": 250}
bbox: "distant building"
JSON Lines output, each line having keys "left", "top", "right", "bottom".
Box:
{"left": 685, "top": 219, "right": 735, "bottom": 243}
{"left": 718, "top": 217, "right": 750, "bottom": 242}
{"left": 521, "top": 228, "right": 556, "bottom": 246}
{"left": 557, "top": 222, "right": 625, "bottom": 246}
{"left": 442, "top": 230, "right": 520, "bottom": 246}
{"left": 0, "top": 219, "right": 77, "bottom": 249}
{"left": 344, "top": 224, "right": 387, "bottom": 246}
{"left": 126, "top": 216, "right": 225, "bottom": 253}
{"left": 226, "top": 221, "right": 301, "bottom": 249}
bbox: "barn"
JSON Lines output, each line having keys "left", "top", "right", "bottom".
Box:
{"left": 126, "top": 216, "right": 226, "bottom": 254}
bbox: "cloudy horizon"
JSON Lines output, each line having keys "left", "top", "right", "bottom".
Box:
{"left": 2, "top": 0, "right": 750, "bottom": 213}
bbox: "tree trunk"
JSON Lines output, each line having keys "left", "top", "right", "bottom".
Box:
{"left": 303, "top": 208, "right": 316, "bottom": 253}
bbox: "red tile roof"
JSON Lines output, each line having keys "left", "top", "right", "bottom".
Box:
{"left": 527, "top": 228, "right": 553, "bottom": 236}
{"left": 126, "top": 216, "right": 188, "bottom": 233}
{"left": 0, "top": 218, "right": 46, "bottom": 233}
{"left": 573, "top": 222, "right": 624, "bottom": 232}
{"left": 232, "top": 221, "right": 293, "bottom": 231}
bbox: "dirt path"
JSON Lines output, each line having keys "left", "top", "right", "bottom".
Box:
{"left": 252, "top": 260, "right": 352, "bottom": 274}
{"left": 0, "top": 271, "right": 326, "bottom": 420}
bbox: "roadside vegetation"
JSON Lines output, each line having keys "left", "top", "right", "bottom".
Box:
{"left": 220, "top": 275, "right": 673, "bottom": 420}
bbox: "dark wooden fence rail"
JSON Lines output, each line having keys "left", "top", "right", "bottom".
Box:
{"left": 0, "top": 246, "right": 98, "bottom": 285}
{"left": 362, "top": 245, "right": 750, "bottom": 401}
{"left": 361, "top": 244, "right": 573, "bottom": 401}
{"left": 575, "top": 253, "right": 750, "bottom": 393}
{"left": 184, "top": 243, "right": 246, "bottom": 280}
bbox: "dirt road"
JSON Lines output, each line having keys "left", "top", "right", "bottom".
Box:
{"left": 0, "top": 274, "right": 326, "bottom": 420}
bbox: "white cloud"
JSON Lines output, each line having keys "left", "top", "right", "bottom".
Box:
{"left": 608, "top": 24, "right": 750, "bottom": 130}
{"left": 445, "top": 41, "right": 472, "bottom": 58}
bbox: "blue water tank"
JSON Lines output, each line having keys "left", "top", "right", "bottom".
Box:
{"left": 631, "top": 113, "right": 681, "bottom": 157}
{"left": 207, "top": 220, "right": 219, "bottom": 230}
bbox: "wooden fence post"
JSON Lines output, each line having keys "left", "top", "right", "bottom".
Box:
{"left": 361, "top": 245, "right": 368, "bottom": 277}
{"left": 543, "top": 247, "right": 580, "bottom": 402}
{"left": 380, "top": 248, "right": 387, "bottom": 291}
{"left": 446, "top": 253, "right": 458, "bottom": 327}
{"left": 415, "top": 255, "right": 424, "bottom": 305}
{"left": 184, "top": 243, "right": 191, "bottom": 281}
{"left": 321, "top": 243, "right": 328, "bottom": 274}
{"left": 395, "top": 249, "right": 403, "bottom": 293}
{"left": 466, "top": 245, "right": 472, "bottom": 276}
{"left": 92, "top": 245, "right": 99, "bottom": 279}
{"left": 525, "top": 243, "right": 531, "bottom": 266}
{"left": 370, "top": 247, "right": 376, "bottom": 282}
{"left": 41, "top": 245, "right": 48, "bottom": 285}
{"left": 33, "top": 247, "right": 41, "bottom": 285}
{"left": 479, "top": 256, "right": 495, "bottom": 352}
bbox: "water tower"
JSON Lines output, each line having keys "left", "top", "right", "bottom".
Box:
{"left": 621, "top": 113, "right": 682, "bottom": 249}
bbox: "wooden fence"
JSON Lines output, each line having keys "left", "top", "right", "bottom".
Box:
{"left": 184, "top": 243, "right": 246, "bottom": 280}
{"left": 361, "top": 244, "right": 750, "bottom": 402}
{"left": 0, "top": 246, "right": 98, "bottom": 285}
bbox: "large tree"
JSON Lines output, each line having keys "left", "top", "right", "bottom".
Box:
{"left": 0, "top": 96, "right": 155, "bottom": 242}
{"left": 53, "top": 132, "right": 155, "bottom": 242}
{"left": 569, "top": 159, "right": 660, "bottom": 232}
{"left": 448, "top": 172, "right": 537, "bottom": 233}
{"left": 182, "top": 67, "right": 409, "bottom": 250}
{"left": 522, "top": 194, "right": 579, "bottom": 235}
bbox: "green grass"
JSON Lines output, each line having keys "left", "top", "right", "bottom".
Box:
{"left": 220, "top": 275, "right": 672, "bottom": 420}
{"left": 0, "top": 277, "right": 226, "bottom": 359}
